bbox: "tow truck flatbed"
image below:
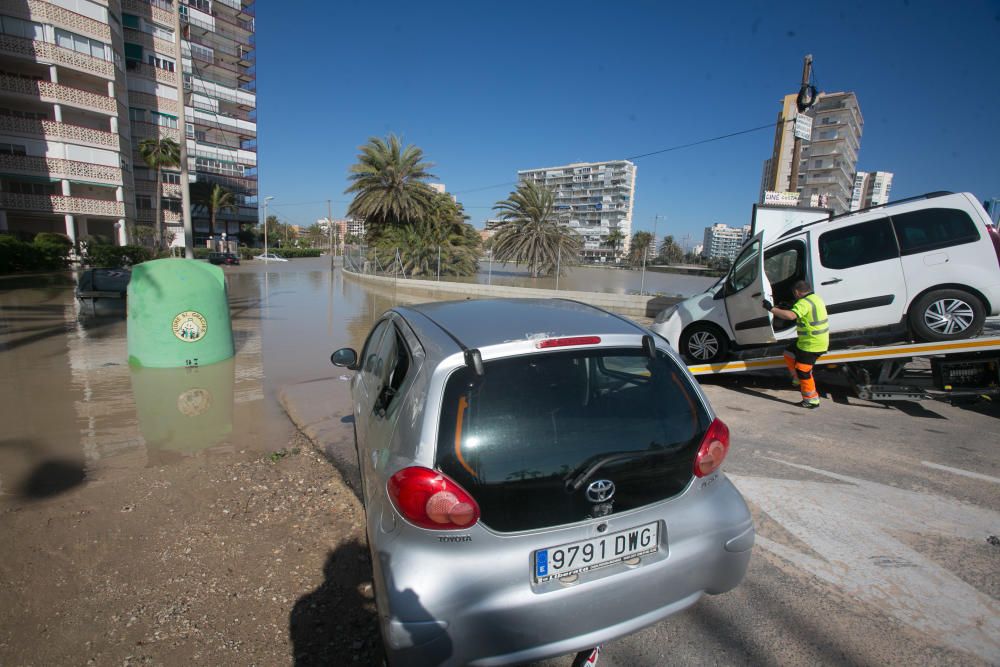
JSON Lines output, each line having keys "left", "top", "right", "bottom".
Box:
{"left": 685, "top": 335, "right": 1000, "bottom": 402}
{"left": 685, "top": 336, "right": 1000, "bottom": 375}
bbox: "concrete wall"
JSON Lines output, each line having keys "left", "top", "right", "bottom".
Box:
{"left": 342, "top": 267, "right": 679, "bottom": 318}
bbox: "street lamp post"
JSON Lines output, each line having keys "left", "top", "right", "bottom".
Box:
{"left": 263, "top": 196, "right": 274, "bottom": 263}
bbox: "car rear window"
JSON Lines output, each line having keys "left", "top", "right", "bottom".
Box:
{"left": 891, "top": 207, "right": 981, "bottom": 255}
{"left": 436, "top": 348, "right": 711, "bottom": 532}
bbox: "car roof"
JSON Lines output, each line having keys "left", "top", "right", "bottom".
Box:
{"left": 398, "top": 298, "right": 643, "bottom": 350}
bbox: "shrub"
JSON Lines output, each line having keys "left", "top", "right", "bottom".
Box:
{"left": 0, "top": 234, "right": 72, "bottom": 273}
{"left": 34, "top": 232, "right": 73, "bottom": 248}
{"left": 85, "top": 245, "right": 153, "bottom": 268}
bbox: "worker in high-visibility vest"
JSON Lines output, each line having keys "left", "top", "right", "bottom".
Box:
{"left": 762, "top": 280, "right": 829, "bottom": 409}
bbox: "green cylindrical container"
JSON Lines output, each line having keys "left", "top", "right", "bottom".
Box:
{"left": 127, "top": 258, "right": 234, "bottom": 368}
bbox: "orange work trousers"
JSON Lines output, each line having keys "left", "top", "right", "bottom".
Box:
{"left": 784, "top": 348, "right": 821, "bottom": 401}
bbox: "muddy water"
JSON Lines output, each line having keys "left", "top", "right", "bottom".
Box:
{"left": 0, "top": 259, "right": 395, "bottom": 502}
{"left": 0, "top": 257, "right": 703, "bottom": 502}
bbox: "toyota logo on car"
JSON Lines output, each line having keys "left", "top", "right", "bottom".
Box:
{"left": 586, "top": 479, "right": 615, "bottom": 503}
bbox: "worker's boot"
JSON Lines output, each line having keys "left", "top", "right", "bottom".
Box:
{"left": 799, "top": 398, "right": 820, "bottom": 409}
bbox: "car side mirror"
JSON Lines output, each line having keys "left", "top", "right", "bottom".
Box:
{"left": 331, "top": 347, "right": 358, "bottom": 370}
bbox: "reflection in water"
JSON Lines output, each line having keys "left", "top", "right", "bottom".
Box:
{"left": 130, "top": 357, "right": 234, "bottom": 453}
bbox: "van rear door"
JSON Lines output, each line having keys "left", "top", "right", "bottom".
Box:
{"left": 724, "top": 233, "right": 776, "bottom": 346}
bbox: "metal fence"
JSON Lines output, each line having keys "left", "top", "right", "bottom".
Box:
{"left": 342, "top": 245, "right": 409, "bottom": 279}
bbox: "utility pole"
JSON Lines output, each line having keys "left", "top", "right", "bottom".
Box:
{"left": 172, "top": 2, "right": 194, "bottom": 258}
{"left": 263, "top": 195, "right": 273, "bottom": 262}
{"left": 327, "top": 199, "right": 333, "bottom": 256}
{"left": 788, "top": 54, "right": 813, "bottom": 193}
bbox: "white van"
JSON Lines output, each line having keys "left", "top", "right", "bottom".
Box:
{"left": 653, "top": 192, "right": 1000, "bottom": 363}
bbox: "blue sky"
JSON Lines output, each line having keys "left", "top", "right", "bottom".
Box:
{"left": 257, "top": 1, "right": 1000, "bottom": 247}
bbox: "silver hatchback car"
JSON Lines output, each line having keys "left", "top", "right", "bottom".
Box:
{"left": 331, "top": 298, "right": 754, "bottom": 666}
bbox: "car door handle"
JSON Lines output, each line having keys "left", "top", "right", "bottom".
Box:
{"left": 821, "top": 278, "right": 843, "bottom": 285}
{"left": 751, "top": 292, "right": 761, "bottom": 297}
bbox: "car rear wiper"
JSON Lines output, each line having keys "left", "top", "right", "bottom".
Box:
{"left": 564, "top": 449, "right": 663, "bottom": 493}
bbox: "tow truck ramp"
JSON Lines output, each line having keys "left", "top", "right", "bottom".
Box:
{"left": 686, "top": 336, "right": 1000, "bottom": 402}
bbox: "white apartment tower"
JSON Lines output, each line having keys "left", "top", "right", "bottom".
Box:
{"left": 0, "top": 0, "right": 256, "bottom": 246}
{"left": 849, "top": 171, "right": 893, "bottom": 211}
{"left": 702, "top": 223, "right": 750, "bottom": 261}
{"left": 517, "top": 160, "right": 636, "bottom": 262}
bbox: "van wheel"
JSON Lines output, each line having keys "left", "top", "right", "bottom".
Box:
{"left": 680, "top": 324, "right": 729, "bottom": 364}
{"left": 909, "top": 289, "right": 985, "bottom": 341}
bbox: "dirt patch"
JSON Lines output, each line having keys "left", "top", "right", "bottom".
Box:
{"left": 0, "top": 433, "right": 384, "bottom": 666}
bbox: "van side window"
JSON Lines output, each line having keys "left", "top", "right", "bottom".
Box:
{"left": 891, "top": 208, "right": 980, "bottom": 255}
{"left": 727, "top": 239, "right": 760, "bottom": 293}
{"left": 818, "top": 219, "right": 898, "bottom": 270}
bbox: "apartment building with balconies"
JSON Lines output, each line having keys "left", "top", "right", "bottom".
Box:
{"left": 760, "top": 91, "right": 864, "bottom": 215}
{"left": 0, "top": 1, "right": 131, "bottom": 244}
{"left": 517, "top": 160, "right": 636, "bottom": 262}
{"left": 0, "top": 0, "right": 255, "bottom": 248}
{"left": 849, "top": 170, "right": 893, "bottom": 211}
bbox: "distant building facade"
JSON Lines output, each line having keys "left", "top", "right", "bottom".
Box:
{"left": 517, "top": 160, "right": 636, "bottom": 262}
{"left": 849, "top": 171, "right": 894, "bottom": 211}
{"left": 702, "top": 223, "right": 750, "bottom": 261}
{"left": 760, "top": 91, "right": 864, "bottom": 215}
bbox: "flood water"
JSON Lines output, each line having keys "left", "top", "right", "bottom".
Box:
{"left": 0, "top": 257, "right": 709, "bottom": 500}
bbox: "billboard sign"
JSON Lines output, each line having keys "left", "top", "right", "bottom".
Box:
{"left": 763, "top": 191, "right": 801, "bottom": 207}
{"left": 794, "top": 113, "right": 813, "bottom": 140}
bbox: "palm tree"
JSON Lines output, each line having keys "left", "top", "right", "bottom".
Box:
{"left": 191, "top": 182, "right": 237, "bottom": 239}
{"left": 138, "top": 137, "right": 181, "bottom": 251}
{"left": 605, "top": 228, "right": 625, "bottom": 261}
{"left": 372, "top": 193, "right": 481, "bottom": 277}
{"left": 629, "top": 231, "right": 653, "bottom": 267}
{"left": 492, "top": 181, "right": 581, "bottom": 277}
{"left": 345, "top": 134, "right": 436, "bottom": 239}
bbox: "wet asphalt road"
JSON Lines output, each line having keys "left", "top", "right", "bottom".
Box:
{"left": 2, "top": 258, "right": 998, "bottom": 665}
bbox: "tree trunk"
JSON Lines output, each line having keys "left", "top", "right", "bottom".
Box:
{"left": 209, "top": 206, "right": 216, "bottom": 239}
{"left": 153, "top": 166, "right": 163, "bottom": 251}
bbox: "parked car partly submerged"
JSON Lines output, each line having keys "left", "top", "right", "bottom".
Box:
{"left": 254, "top": 252, "right": 288, "bottom": 262}
{"left": 208, "top": 252, "right": 240, "bottom": 265}
{"left": 331, "top": 298, "right": 753, "bottom": 666}
{"left": 654, "top": 191, "right": 1000, "bottom": 363}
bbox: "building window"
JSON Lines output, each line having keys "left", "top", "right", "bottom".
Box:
{"left": 162, "top": 198, "right": 182, "bottom": 213}
{"left": 0, "top": 143, "right": 27, "bottom": 156}
{"left": 122, "top": 13, "right": 140, "bottom": 29}
{"left": 0, "top": 15, "right": 44, "bottom": 41}
{"left": 145, "top": 22, "right": 174, "bottom": 42}
{"left": 151, "top": 112, "right": 178, "bottom": 129}
{"left": 0, "top": 108, "right": 47, "bottom": 120}
{"left": 5, "top": 181, "right": 54, "bottom": 195}
{"left": 54, "top": 29, "right": 109, "bottom": 61}
{"left": 147, "top": 54, "right": 175, "bottom": 72}
{"left": 128, "top": 107, "right": 145, "bottom": 122}
{"left": 163, "top": 171, "right": 181, "bottom": 185}
{"left": 135, "top": 195, "right": 152, "bottom": 209}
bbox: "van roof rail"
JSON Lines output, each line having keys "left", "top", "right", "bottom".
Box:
{"left": 777, "top": 190, "right": 954, "bottom": 240}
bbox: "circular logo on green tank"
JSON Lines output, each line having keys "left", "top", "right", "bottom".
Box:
{"left": 172, "top": 311, "right": 208, "bottom": 343}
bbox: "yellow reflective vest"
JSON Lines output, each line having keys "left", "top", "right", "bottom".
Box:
{"left": 791, "top": 293, "right": 829, "bottom": 352}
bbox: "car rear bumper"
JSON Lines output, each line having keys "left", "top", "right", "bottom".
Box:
{"left": 376, "top": 477, "right": 753, "bottom": 666}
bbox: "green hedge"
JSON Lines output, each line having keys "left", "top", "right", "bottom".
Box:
{"left": 85, "top": 245, "right": 153, "bottom": 268}
{"left": 241, "top": 247, "right": 323, "bottom": 260}
{"left": 0, "top": 234, "right": 72, "bottom": 273}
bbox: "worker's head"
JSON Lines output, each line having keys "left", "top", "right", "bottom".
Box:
{"left": 792, "top": 280, "right": 813, "bottom": 298}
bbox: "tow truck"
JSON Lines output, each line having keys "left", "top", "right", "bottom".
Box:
{"left": 685, "top": 332, "right": 1000, "bottom": 403}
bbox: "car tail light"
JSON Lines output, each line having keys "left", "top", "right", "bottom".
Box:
{"left": 387, "top": 467, "right": 480, "bottom": 530}
{"left": 985, "top": 223, "right": 1000, "bottom": 269}
{"left": 694, "top": 418, "right": 730, "bottom": 478}
{"left": 536, "top": 336, "right": 601, "bottom": 349}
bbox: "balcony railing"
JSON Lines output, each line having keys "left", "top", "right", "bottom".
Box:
{"left": 0, "top": 115, "right": 119, "bottom": 149}
{"left": 126, "top": 91, "right": 179, "bottom": 114}
{"left": 0, "top": 153, "right": 123, "bottom": 185}
{"left": 136, "top": 209, "right": 182, "bottom": 223}
{"left": 0, "top": 73, "right": 117, "bottom": 114}
{"left": 9, "top": 0, "right": 112, "bottom": 42}
{"left": 0, "top": 35, "right": 115, "bottom": 79}
{"left": 125, "top": 59, "right": 179, "bottom": 85}
{"left": 122, "top": 0, "right": 175, "bottom": 26}
{"left": 0, "top": 192, "right": 124, "bottom": 217}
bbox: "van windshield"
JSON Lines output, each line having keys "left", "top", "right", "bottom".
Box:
{"left": 436, "top": 348, "right": 711, "bottom": 532}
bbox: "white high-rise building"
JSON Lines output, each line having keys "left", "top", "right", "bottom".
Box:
{"left": 702, "top": 223, "right": 750, "bottom": 261}
{"left": 517, "top": 160, "right": 636, "bottom": 262}
{"left": 850, "top": 171, "right": 894, "bottom": 211}
{"left": 0, "top": 0, "right": 257, "bottom": 246}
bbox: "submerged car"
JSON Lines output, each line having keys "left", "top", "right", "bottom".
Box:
{"left": 331, "top": 298, "right": 753, "bottom": 666}
{"left": 254, "top": 252, "right": 288, "bottom": 262}
{"left": 653, "top": 191, "right": 1000, "bottom": 363}
{"left": 208, "top": 252, "right": 240, "bottom": 265}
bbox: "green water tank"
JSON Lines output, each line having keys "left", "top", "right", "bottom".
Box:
{"left": 127, "top": 258, "right": 234, "bottom": 368}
